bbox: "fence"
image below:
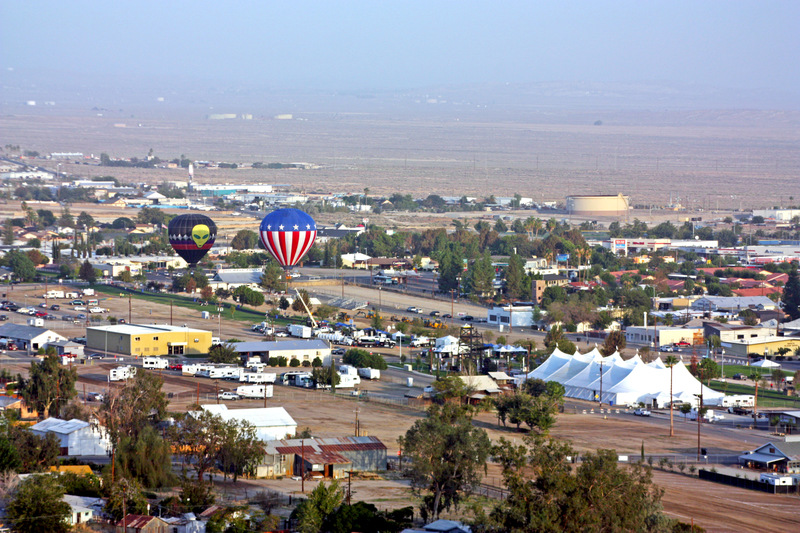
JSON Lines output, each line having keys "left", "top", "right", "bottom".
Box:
{"left": 699, "top": 469, "right": 800, "bottom": 494}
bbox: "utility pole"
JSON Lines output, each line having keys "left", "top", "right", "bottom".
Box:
{"left": 301, "top": 439, "right": 306, "bottom": 493}
{"left": 450, "top": 289, "right": 455, "bottom": 323}
{"left": 598, "top": 361, "right": 604, "bottom": 407}
{"left": 697, "top": 385, "right": 704, "bottom": 461}
{"left": 128, "top": 296, "right": 132, "bottom": 324}
{"left": 170, "top": 300, "right": 173, "bottom": 325}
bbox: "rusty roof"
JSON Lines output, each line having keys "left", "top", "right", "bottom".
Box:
{"left": 117, "top": 515, "right": 164, "bottom": 528}
{"left": 301, "top": 450, "right": 351, "bottom": 465}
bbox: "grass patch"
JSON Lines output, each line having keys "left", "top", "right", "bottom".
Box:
{"left": 92, "top": 285, "right": 304, "bottom": 327}
{"left": 710, "top": 380, "right": 800, "bottom": 409}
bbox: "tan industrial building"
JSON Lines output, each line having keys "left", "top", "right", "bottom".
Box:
{"left": 86, "top": 324, "right": 213, "bottom": 357}
{"left": 566, "top": 194, "right": 630, "bottom": 216}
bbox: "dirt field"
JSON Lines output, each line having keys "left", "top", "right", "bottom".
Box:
{"left": 3, "top": 109, "right": 800, "bottom": 209}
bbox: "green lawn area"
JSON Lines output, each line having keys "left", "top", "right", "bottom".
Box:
{"left": 92, "top": 285, "right": 304, "bottom": 327}
{"left": 724, "top": 365, "right": 794, "bottom": 378}
{"left": 710, "top": 379, "right": 800, "bottom": 409}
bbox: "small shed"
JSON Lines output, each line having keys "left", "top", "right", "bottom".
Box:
{"left": 31, "top": 418, "right": 110, "bottom": 457}
{"left": 116, "top": 515, "right": 169, "bottom": 533}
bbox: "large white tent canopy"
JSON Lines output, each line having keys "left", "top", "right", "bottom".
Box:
{"left": 526, "top": 349, "right": 724, "bottom": 408}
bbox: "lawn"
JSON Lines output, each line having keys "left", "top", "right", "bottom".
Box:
{"left": 92, "top": 284, "right": 304, "bottom": 327}
{"left": 709, "top": 379, "right": 800, "bottom": 409}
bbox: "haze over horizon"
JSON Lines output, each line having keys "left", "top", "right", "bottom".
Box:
{"left": 2, "top": 1, "right": 799, "bottom": 113}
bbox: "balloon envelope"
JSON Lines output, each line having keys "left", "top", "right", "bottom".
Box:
{"left": 259, "top": 208, "right": 317, "bottom": 268}
{"left": 168, "top": 213, "right": 217, "bottom": 265}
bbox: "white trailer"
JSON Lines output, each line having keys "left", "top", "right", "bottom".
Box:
{"left": 44, "top": 290, "right": 66, "bottom": 299}
{"left": 65, "top": 291, "right": 79, "bottom": 299}
{"left": 288, "top": 324, "right": 312, "bottom": 338}
{"left": 715, "top": 394, "right": 755, "bottom": 408}
{"left": 109, "top": 365, "right": 136, "bottom": 381}
{"left": 82, "top": 288, "right": 95, "bottom": 296}
{"left": 358, "top": 367, "right": 381, "bottom": 380}
{"left": 200, "top": 366, "right": 242, "bottom": 379}
{"left": 236, "top": 384, "right": 273, "bottom": 399}
{"left": 183, "top": 363, "right": 216, "bottom": 376}
{"left": 245, "top": 356, "right": 262, "bottom": 366}
{"left": 240, "top": 372, "right": 276, "bottom": 384}
{"left": 142, "top": 357, "right": 169, "bottom": 370}
{"left": 337, "top": 365, "right": 362, "bottom": 388}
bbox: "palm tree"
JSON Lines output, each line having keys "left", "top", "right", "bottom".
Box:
{"left": 665, "top": 355, "right": 679, "bottom": 437}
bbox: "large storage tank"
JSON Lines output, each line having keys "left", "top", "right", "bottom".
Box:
{"left": 566, "top": 194, "right": 630, "bottom": 215}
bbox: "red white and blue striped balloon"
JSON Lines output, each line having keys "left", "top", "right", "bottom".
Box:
{"left": 258, "top": 208, "right": 317, "bottom": 268}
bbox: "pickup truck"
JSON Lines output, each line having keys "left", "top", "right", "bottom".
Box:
{"left": 634, "top": 408, "right": 651, "bottom": 417}
{"left": 218, "top": 391, "right": 240, "bottom": 401}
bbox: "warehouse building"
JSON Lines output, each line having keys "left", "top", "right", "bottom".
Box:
{"left": 231, "top": 339, "right": 332, "bottom": 366}
{"left": 86, "top": 324, "right": 213, "bottom": 356}
{"left": 0, "top": 323, "right": 67, "bottom": 352}
{"left": 256, "top": 436, "right": 387, "bottom": 479}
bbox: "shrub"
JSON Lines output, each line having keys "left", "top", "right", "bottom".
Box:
{"left": 289, "top": 358, "right": 300, "bottom": 368}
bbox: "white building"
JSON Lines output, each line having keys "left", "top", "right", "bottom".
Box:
{"left": 0, "top": 324, "right": 67, "bottom": 352}
{"left": 197, "top": 404, "right": 297, "bottom": 441}
{"left": 30, "top": 418, "right": 110, "bottom": 456}
{"left": 208, "top": 268, "right": 264, "bottom": 291}
{"left": 487, "top": 305, "right": 534, "bottom": 329}
{"left": 231, "top": 339, "right": 332, "bottom": 366}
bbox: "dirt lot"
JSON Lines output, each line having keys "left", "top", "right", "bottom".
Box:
{"left": 3, "top": 110, "right": 800, "bottom": 208}
{"left": 4, "top": 284, "right": 800, "bottom": 530}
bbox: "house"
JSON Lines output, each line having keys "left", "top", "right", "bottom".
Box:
{"left": 257, "top": 436, "right": 387, "bottom": 479}
{"left": 63, "top": 495, "right": 103, "bottom": 527}
{"left": 702, "top": 322, "right": 777, "bottom": 344}
{"left": 162, "top": 514, "right": 205, "bottom": 533}
{"left": 739, "top": 436, "right": 800, "bottom": 473}
{"left": 0, "top": 323, "right": 67, "bottom": 352}
{"left": 116, "top": 515, "right": 170, "bottom": 533}
{"left": 0, "top": 395, "right": 38, "bottom": 419}
{"left": 195, "top": 404, "right": 297, "bottom": 441}
{"left": 30, "top": 418, "right": 110, "bottom": 456}
{"left": 458, "top": 375, "right": 503, "bottom": 402}
{"left": 625, "top": 326, "right": 701, "bottom": 347}
{"left": 340, "top": 252, "right": 372, "bottom": 269}
{"left": 231, "top": 339, "right": 331, "bottom": 366}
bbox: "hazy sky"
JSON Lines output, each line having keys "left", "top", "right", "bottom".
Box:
{"left": 2, "top": 1, "right": 799, "bottom": 93}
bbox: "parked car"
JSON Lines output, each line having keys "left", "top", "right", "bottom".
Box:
{"left": 50, "top": 304, "right": 61, "bottom": 310}
{"left": 87, "top": 353, "right": 105, "bottom": 359}
{"left": 86, "top": 392, "right": 104, "bottom": 402}
{"left": 634, "top": 408, "right": 651, "bottom": 416}
{"left": 331, "top": 348, "right": 346, "bottom": 356}
{"left": 218, "top": 391, "right": 240, "bottom": 401}
{"left": 460, "top": 315, "right": 475, "bottom": 322}
{"left": 674, "top": 341, "right": 691, "bottom": 347}
{"left": 406, "top": 306, "right": 423, "bottom": 314}
{"left": 76, "top": 313, "right": 87, "bottom": 319}
{"left": 34, "top": 311, "right": 48, "bottom": 317}
{"left": 733, "top": 373, "right": 746, "bottom": 380}
{"left": 429, "top": 310, "right": 441, "bottom": 317}
{"left": 0, "top": 315, "right": 7, "bottom": 321}
{"left": 39, "top": 302, "right": 48, "bottom": 308}
{"left": 660, "top": 345, "right": 675, "bottom": 352}
{"left": 169, "top": 363, "right": 183, "bottom": 371}
{"left": 442, "top": 313, "right": 452, "bottom": 318}
{"left": 62, "top": 315, "right": 74, "bottom": 321}
{"left": 70, "top": 300, "right": 85, "bottom": 306}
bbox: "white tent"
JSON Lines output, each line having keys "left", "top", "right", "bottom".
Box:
{"left": 527, "top": 349, "right": 725, "bottom": 408}
{"left": 750, "top": 358, "right": 780, "bottom": 368}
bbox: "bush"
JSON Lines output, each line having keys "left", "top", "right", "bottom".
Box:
{"left": 289, "top": 358, "right": 300, "bottom": 368}
{"left": 276, "top": 356, "right": 288, "bottom": 367}
{"left": 311, "top": 357, "right": 322, "bottom": 368}
{"left": 268, "top": 357, "right": 279, "bottom": 367}
{"left": 301, "top": 360, "right": 311, "bottom": 367}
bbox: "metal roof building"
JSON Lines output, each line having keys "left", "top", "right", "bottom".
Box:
{"left": 232, "top": 339, "right": 331, "bottom": 366}
{"left": 0, "top": 323, "right": 67, "bottom": 351}
{"left": 196, "top": 404, "right": 297, "bottom": 441}
{"left": 31, "top": 418, "right": 110, "bottom": 457}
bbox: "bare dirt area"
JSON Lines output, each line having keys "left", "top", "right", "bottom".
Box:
{"left": 3, "top": 110, "right": 800, "bottom": 208}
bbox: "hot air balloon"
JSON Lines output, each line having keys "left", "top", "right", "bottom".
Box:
{"left": 168, "top": 213, "right": 217, "bottom": 266}
{"left": 258, "top": 208, "right": 317, "bottom": 270}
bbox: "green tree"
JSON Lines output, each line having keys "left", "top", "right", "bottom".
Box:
{"left": 217, "top": 419, "right": 267, "bottom": 482}
{"left": 112, "top": 425, "right": 174, "bottom": 488}
{"left": 5, "top": 250, "right": 37, "bottom": 281}
{"left": 169, "top": 411, "right": 227, "bottom": 481}
{"left": 6, "top": 475, "right": 71, "bottom": 533}
{"left": 78, "top": 259, "right": 96, "bottom": 282}
{"left": 0, "top": 431, "right": 21, "bottom": 474}
{"left": 230, "top": 229, "right": 259, "bottom": 250}
{"left": 7, "top": 425, "right": 60, "bottom": 471}
{"left": 342, "top": 349, "right": 388, "bottom": 370}
{"left": 312, "top": 365, "right": 341, "bottom": 388}
{"left": 782, "top": 265, "right": 800, "bottom": 321}
{"left": 2, "top": 218, "right": 15, "bottom": 245}
{"left": 292, "top": 479, "right": 345, "bottom": 533}
{"left": 17, "top": 355, "right": 77, "bottom": 418}
{"left": 465, "top": 251, "right": 495, "bottom": 297}
{"left": 292, "top": 289, "right": 313, "bottom": 313}
{"left": 208, "top": 343, "right": 240, "bottom": 364}
{"left": 488, "top": 436, "right": 668, "bottom": 532}
{"left": 505, "top": 253, "right": 526, "bottom": 300}
{"left": 260, "top": 260, "right": 286, "bottom": 292}
{"left": 398, "top": 403, "right": 491, "bottom": 521}
{"left": 600, "top": 329, "right": 626, "bottom": 356}
{"left": 104, "top": 477, "right": 149, "bottom": 521}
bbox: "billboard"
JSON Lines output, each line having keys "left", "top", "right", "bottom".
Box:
{"left": 556, "top": 253, "right": 570, "bottom": 262}
{"left": 614, "top": 239, "right": 627, "bottom": 251}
